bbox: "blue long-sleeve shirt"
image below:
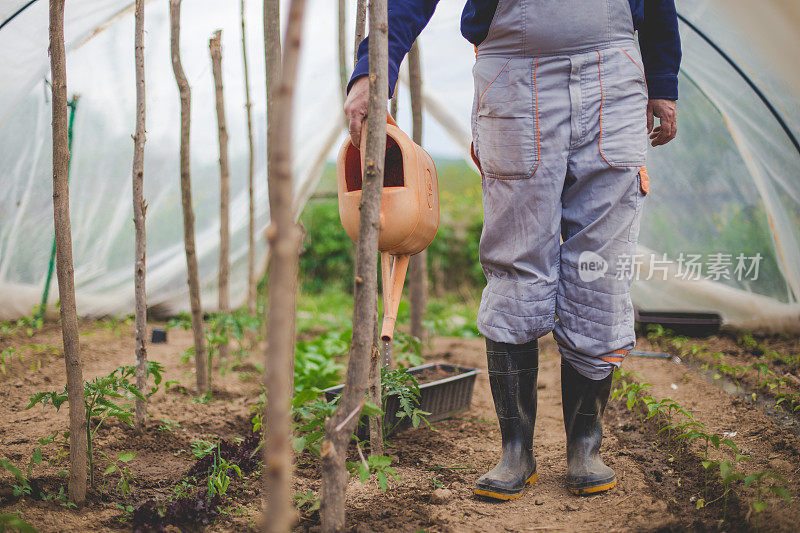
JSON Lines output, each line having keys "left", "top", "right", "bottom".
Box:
{"left": 349, "top": 0, "right": 681, "bottom": 100}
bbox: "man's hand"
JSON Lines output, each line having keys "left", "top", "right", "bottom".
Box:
{"left": 344, "top": 76, "right": 370, "bottom": 147}
{"left": 647, "top": 99, "right": 677, "bottom": 147}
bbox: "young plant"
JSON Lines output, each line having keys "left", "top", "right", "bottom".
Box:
{"left": 157, "top": 418, "right": 181, "bottom": 433}
{"left": 381, "top": 367, "right": 431, "bottom": 436}
{"left": 294, "top": 490, "right": 320, "bottom": 513}
{"left": 100, "top": 452, "right": 137, "bottom": 496}
{"left": 748, "top": 362, "right": 773, "bottom": 391}
{"left": 346, "top": 453, "right": 401, "bottom": 491}
{"left": 191, "top": 439, "right": 218, "bottom": 459}
{"left": 744, "top": 470, "right": 792, "bottom": 529}
{"left": 290, "top": 396, "right": 339, "bottom": 457}
{"left": 0, "top": 512, "right": 37, "bottom": 533}
{"left": 0, "top": 431, "right": 63, "bottom": 499}
{"left": 206, "top": 447, "right": 242, "bottom": 498}
{"left": 26, "top": 362, "right": 164, "bottom": 484}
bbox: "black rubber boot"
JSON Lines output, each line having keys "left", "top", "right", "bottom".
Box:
{"left": 562, "top": 360, "right": 616, "bottom": 495}
{"left": 474, "top": 339, "right": 538, "bottom": 501}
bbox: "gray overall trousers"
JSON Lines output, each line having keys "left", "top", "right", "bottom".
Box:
{"left": 471, "top": 0, "right": 649, "bottom": 379}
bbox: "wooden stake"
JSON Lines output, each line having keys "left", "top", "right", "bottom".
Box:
{"left": 262, "top": 0, "right": 307, "bottom": 531}
{"left": 407, "top": 40, "right": 427, "bottom": 342}
{"left": 170, "top": 0, "right": 209, "bottom": 395}
{"left": 337, "top": 0, "right": 348, "bottom": 110}
{"left": 241, "top": 0, "right": 257, "bottom": 316}
{"left": 49, "top": 0, "right": 88, "bottom": 505}
{"left": 320, "top": 0, "right": 388, "bottom": 529}
{"left": 210, "top": 30, "right": 231, "bottom": 365}
{"left": 132, "top": 0, "right": 149, "bottom": 431}
{"left": 390, "top": 82, "right": 398, "bottom": 119}
{"left": 368, "top": 303, "right": 384, "bottom": 456}
{"left": 353, "top": 0, "right": 366, "bottom": 65}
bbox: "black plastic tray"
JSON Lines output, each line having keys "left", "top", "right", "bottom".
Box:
{"left": 635, "top": 310, "right": 722, "bottom": 337}
{"left": 322, "top": 362, "right": 481, "bottom": 439}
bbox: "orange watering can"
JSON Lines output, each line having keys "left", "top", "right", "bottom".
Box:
{"left": 337, "top": 113, "right": 439, "bottom": 344}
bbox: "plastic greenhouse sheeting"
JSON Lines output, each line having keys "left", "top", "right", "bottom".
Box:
{"left": 0, "top": 0, "right": 798, "bottom": 332}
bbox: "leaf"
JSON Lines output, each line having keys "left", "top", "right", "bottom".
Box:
{"left": 362, "top": 399, "right": 384, "bottom": 418}
{"left": 357, "top": 464, "right": 369, "bottom": 483}
{"left": 291, "top": 436, "right": 307, "bottom": 453}
{"left": 770, "top": 485, "right": 792, "bottom": 503}
{"left": 377, "top": 471, "right": 388, "bottom": 491}
{"left": 695, "top": 498, "right": 705, "bottom": 509}
{"left": 104, "top": 465, "right": 118, "bottom": 475}
{"left": 368, "top": 455, "right": 392, "bottom": 468}
{"left": 118, "top": 452, "right": 136, "bottom": 463}
{"left": 0, "top": 458, "right": 26, "bottom": 483}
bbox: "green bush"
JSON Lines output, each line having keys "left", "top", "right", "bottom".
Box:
{"left": 299, "top": 159, "right": 486, "bottom": 297}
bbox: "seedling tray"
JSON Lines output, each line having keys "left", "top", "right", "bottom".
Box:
{"left": 323, "top": 362, "right": 481, "bottom": 439}
{"left": 635, "top": 310, "right": 722, "bottom": 337}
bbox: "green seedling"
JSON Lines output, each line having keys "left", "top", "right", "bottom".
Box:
{"left": 775, "top": 392, "right": 800, "bottom": 413}
{"left": 157, "top": 418, "right": 181, "bottom": 432}
{"left": 0, "top": 512, "right": 37, "bottom": 533}
{"left": 206, "top": 447, "right": 242, "bottom": 497}
{"left": 115, "top": 504, "right": 135, "bottom": 521}
{"left": 100, "top": 452, "right": 136, "bottom": 496}
{"left": 26, "top": 362, "right": 163, "bottom": 485}
{"left": 346, "top": 453, "right": 401, "bottom": 491}
{"left": 748, "top": 362, "right": 773, "bottom": 391}
{"left": 294, "top": 490, "right": 320, "bottom": 513}
{"left": 713, "top": 363, "right": 747, "bottom": 389}
{"left": 0, "top": 431, "right": 63, "bottom": 498}
{"left": 744, "top": 470, "right": 792, "bottom": 529}
{"left": 191, "top": 439, "right": 217, "bottom": 459}
{"left": 382, "top": 367, "right": 431, "bottom": 436}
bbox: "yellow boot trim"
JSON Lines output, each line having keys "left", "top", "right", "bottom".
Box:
{"left": 473, "top": 473, "right": 538, "bottom": 501}
{"left": 569, "top": 478, "right": 617, "bottom": 496}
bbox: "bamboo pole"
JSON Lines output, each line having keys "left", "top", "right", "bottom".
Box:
{"left": 407, "top": 40, "right": 427, "bottom": 342}
{"left": 49, "top": 0, "right": 88, "bottom": 505}
{"left": 132, "top": 0, "right": 149, "bottom": 431}
{"left": 262, "top": 0, "right": 307, "bottom": 531}
{"left": 320, "top": 0, "right": 389, "bottom": 529}
{"left": 210, "top": 30, "right": 231, "bottom": 366}
{"left": 241, "top": 0, "right": 257, "bottom": 316}
{"left": 170, "top": 0, "right": 209, "bottom": 395}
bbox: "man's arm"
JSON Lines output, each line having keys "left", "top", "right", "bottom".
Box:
{"left": 639, "top": 0, "right": 681, "bottom": 146}
{"left": 345, "top": 0, "right": 439, "bottom": 145}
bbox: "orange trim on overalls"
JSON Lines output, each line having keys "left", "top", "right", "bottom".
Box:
{"left": 639, "top": 166, "right": 650, "bottom": 195}
{"left": 599, "top": 349, "right": 629, "bottom": 364}
{"left": 478, "top": 58, "right": 511, "bottom": 108}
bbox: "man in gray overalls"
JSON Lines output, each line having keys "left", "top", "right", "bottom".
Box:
{"left": 346, "top": 0, "right": 681, "bottom": 500}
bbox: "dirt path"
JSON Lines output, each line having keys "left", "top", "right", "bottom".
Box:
{"left": 2, "top": 324, "right": 799, "bottom": 531}
{"left": 334, "top": 336, "right": 682, "bottom": 532}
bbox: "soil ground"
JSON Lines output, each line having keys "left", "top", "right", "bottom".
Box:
{"left": 1, "top": 322, "right": 799, "bottom": 531}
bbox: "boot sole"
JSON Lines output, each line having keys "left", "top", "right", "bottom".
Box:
{"left": 568, "top": 477, "right": 617, "bottom": 496}
{"left": 473, "top": 472, "right": 538, "bottom": 501}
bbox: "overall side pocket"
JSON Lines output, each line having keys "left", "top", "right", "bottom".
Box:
{"left": 472, "top": 57, "right": 540, "bottom": 180}
{"left": 597, "top": 48, "right": 648, "bottom": 168}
